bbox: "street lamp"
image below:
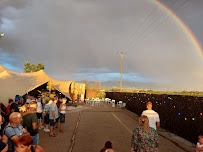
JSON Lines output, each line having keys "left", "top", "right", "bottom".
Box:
{"left": 0, "top": 33, "right": 4, "bottom": 39}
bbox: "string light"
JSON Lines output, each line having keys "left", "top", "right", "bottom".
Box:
{"left": 192, "top": 118, "right": 195, "bottom": 121}
{"left": 164, "top": 101, "right": 166, "bottom": 103}
{"left": 185, "top": 118, "right": 187, "bottom": 120}
{"left": 200, "top": 113, "right": 202, "bottom": 116}
{"left": 178, "top": 113, "right": 181, "bottom": 115}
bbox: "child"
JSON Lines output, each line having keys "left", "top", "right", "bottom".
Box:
{"left": 196, "top": 135, "right": 203, "bottom": 152}
{"left": 100, "top": 141, "right": 115, "bottom": 152}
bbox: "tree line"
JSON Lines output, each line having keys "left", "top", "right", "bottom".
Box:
{"left": 24, "top": 62, "right": 44, "bottom": 73}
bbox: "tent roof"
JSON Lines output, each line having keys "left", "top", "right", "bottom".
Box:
{"left": 0, "top": 65, "right": 74, "bottom": 105}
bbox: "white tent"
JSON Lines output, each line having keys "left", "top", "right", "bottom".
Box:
{"left": 0, "top": 65, "right": 74, "bottom": 105}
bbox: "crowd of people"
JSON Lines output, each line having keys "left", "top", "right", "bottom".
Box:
{"left": 0, "top": 90, "right": 68, "bottom": 152}
{"left": 0, "top": 91, "right": 202, "bottom": 152}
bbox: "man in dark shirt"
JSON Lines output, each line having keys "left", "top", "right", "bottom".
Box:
{"left": 10, "top": 98, "right": 20, "bottom": 113}
{"left": 23, "top": 101, "right": 42, "bottom": 145}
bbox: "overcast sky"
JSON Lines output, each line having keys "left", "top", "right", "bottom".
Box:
{"left": 1, "top": 0, "right": 203, "bottom": 91}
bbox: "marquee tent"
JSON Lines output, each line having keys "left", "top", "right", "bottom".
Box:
{"left": 0, "top": 65, "right": 74, "bottom": 105}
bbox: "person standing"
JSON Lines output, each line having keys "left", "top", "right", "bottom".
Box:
{"left": 36, "top": 97, "right": 43, "bottom": 129}
{"left": 59, "top": 98, "right": 67, "bottom": 133}
{"left": 141, "top": 102, "right": 160, "bottom": 130}
{"left": 5, "top": 99, "right": 14, "bottom": 126}
{"left": 10, "top": 98, "right": 20, "bottom": 113}
{"left": 131, "top": 115, "right": 159, "bottom": 152}
{"left": 43, "top": 100, "right": 50, "bottom": 132}
{"left": 4, "top": 112, "right": 29, "bottom": 152}
{"left": 49, "top": 99, "right": 59, "bottom": 137}
{"left": 22, "top": 102, "right": 42, "bottom": 145}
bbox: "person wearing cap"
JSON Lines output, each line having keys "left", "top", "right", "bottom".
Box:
{"left": 17, "top": 97, "right": 23, "bottom": 109}
{"left": 10, "top": 98, "right": 20, "bottom": 113}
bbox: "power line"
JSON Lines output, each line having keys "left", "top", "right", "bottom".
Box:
{"left": 119, "top": 3, "right": 161, "bottom": 52}
{"left": 126, "top": 0, "right": 179, "bottom": 51}
{"left": 129, "top": 0, "right": 191, "bottom": 49}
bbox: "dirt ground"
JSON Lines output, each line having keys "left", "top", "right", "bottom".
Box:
{"left": 39, "top": 103, "right": 195, "bottom": 152}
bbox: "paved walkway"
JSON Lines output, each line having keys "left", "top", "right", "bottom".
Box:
{"left": 39, "top": 103, "right": 195, "bottom": 152}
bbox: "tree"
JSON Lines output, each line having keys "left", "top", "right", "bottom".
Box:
{"left": 24, "top": 62, "right": 31, "bottom": 73}
{"left": 30, "top": 64, "right": 36, "bottom": 72}
{"left": 36, "top": 63, "right": 44, "bottom": 71}
{"left": 23, "top": 62, "right": 45, "bottom": 73}
{"left": 82, "top": 79, "right": 91, "bottom": 90}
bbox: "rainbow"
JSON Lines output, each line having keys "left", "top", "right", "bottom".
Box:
{"left": 152, "top": 0, "right": 203, "bottom": 58}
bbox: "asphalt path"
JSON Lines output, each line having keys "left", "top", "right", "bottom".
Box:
{"left": 39, "top": 103, "right": 188, "bottom": 152}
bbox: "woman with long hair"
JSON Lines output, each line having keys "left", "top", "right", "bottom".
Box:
{"left": 131, "top": 115, "right": 159, "bottom": 152}
{"left": 100, "top": 141, "right": 115, "bottom": 152}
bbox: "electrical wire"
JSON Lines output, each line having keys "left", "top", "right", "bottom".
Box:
{"left": 128, "top": 0, "right": 191, "bottom": 51}
{"left": 125, "top": 0, "right": 179, "bottom": 51}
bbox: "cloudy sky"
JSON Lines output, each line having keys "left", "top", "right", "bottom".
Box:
{"left": 1, "top": 0, "right": 203, "bottom": 91}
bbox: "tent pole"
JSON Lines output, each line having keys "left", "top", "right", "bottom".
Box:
{"left": 73, "top": 82, "right": 75, "bottom": 103}
{"left": 49, "top": 81, "right": 51, "bottom": 94}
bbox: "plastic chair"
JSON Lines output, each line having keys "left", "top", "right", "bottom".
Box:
{"left": 117, "top": 101, "right": 122, "bottom": 108}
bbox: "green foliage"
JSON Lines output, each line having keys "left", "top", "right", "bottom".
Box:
{"left": 72, "top": 103, "right": 78, "bottom": 107}
{"left": 30, "top": 64, "right": 36, "bottom": 72}
{"left": 24, "top": 62, "right": 31, "bottom": 73}
{"left": 111, "top": 88, "right": 120, "bottom": 92}
{"left": 36, "top": 63, "right": 44, "bottom": 71}
{"left": 96, "top": 92, "right": 106, "bottom": 98}
{"left": 23, "top": 62, "right": 45, "bottom": 73}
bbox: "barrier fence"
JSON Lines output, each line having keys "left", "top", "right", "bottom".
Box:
{"left": 106, "top": 92, "right": 203, "bottom": 144}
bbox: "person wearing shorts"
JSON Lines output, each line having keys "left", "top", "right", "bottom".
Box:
{"left": 43, "top": 100, "right": 50, "bottom": 132}
{"left": 49, "top": 99, "right": 59, "bottom": 137}
{"left": 59, "top": 98, "right": 67, "bottom": 133}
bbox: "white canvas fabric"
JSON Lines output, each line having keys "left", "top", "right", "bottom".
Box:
{"left": 0, "top": 65, "right": 73, "bottom": 104}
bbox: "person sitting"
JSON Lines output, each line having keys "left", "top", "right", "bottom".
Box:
{"left": 100, "top": 141, "right": 115, "bottom": 152}
{"left": 4, "top": 112, "right": 29, "bottom": 152}
{"left": 15, "top": 134, "right": 44, "bottom": 152}
{"left": 131, "top": 115, "right": 159, "bottom": 152}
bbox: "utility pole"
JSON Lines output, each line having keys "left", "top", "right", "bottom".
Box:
{"left": 117, "top": 52, "right": 127, "bottom": 92}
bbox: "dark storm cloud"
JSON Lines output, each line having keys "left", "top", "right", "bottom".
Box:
{"left": 1, "top": 0, "right": 203, "bottom": 91}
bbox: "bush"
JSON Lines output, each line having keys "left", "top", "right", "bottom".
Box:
{"left": 72, "top": 103, "right": 78, "bottom": 107}
{"left": 96, "top": 92, "right": 106, "bottom": 98}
